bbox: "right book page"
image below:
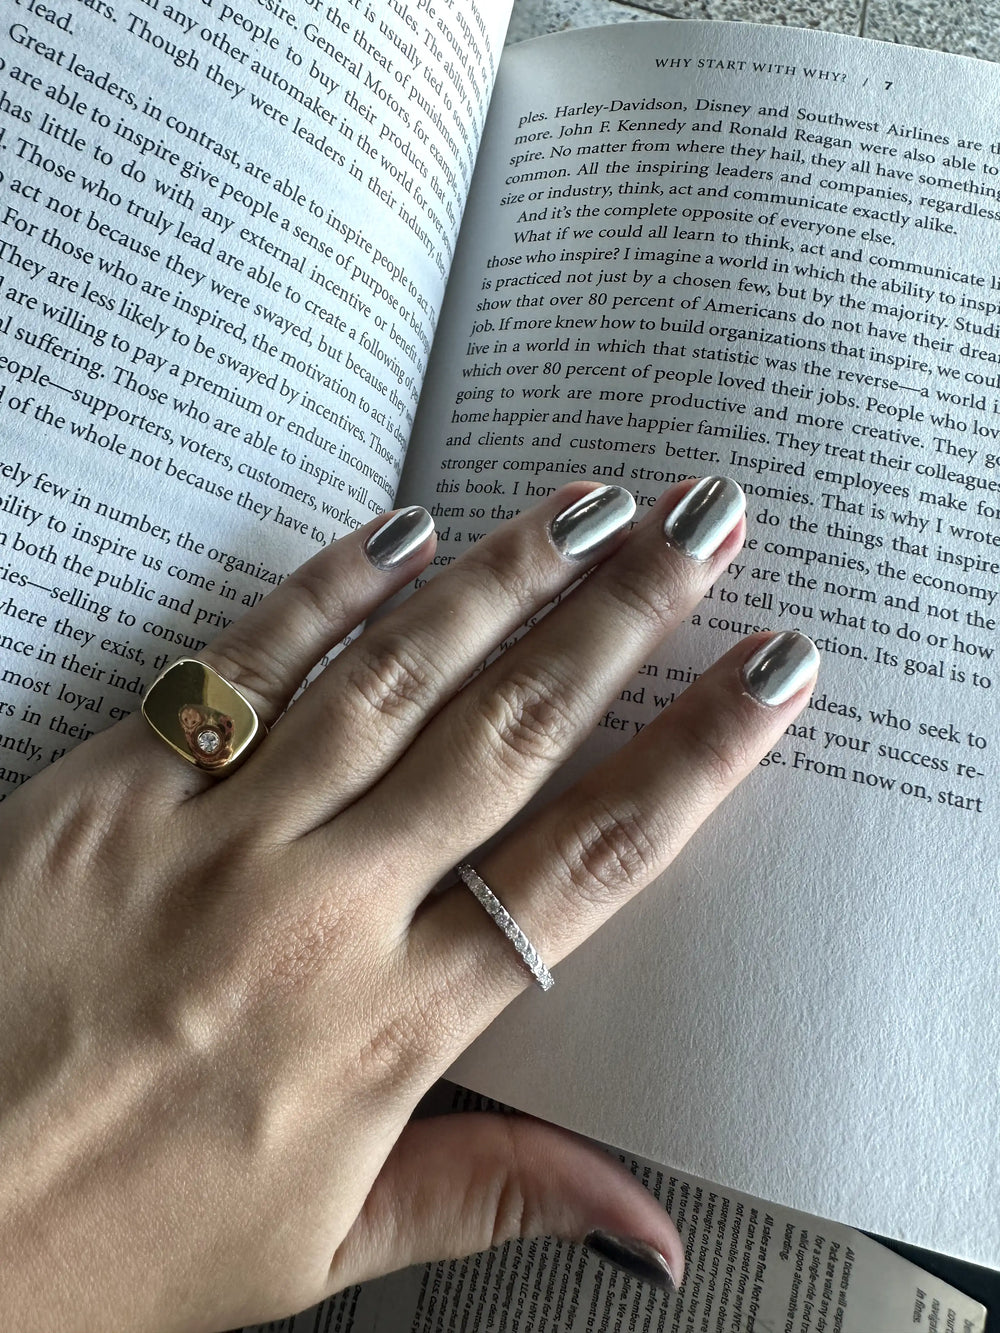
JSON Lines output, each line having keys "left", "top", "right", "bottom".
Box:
{"left": 398, "top": 21, "right": 999, "bottom": 1266}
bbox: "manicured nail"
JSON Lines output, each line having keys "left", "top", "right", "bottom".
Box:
{"left": 662, "top": 476, "right": 745, "bottom": 561}
{"left": 363, "top": 506, "right": 435, "bottom": 570}
{"left": 584, "top": 1230, "right": 677, "bottom": 1293}
{"left": 549, "top": 485, "right": 636, "bottom": 561}
{"left": 742, "top": 631, "right": 820, "bottom": 706}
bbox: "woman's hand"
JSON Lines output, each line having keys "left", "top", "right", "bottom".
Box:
{"left": 0, "top": 478, "right": 817, "bottom": 1332}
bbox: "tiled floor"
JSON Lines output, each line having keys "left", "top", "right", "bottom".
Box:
{"left": 507, "top": 0, "right": 1000, "bottom": 61}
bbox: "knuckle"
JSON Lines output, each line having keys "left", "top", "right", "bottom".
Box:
{"left": 473, "top": 665, "right": 577, "bottom": 778}
{"left": 42, "top": 791, "right": 116, "bottom": 882}
{"left": 341, "top": 630, "right": 442, "bottom": 726}
{"left": 357, "top": 972, "right": 458, "bottom": 1087}
{"left": 459, "top": 528, "right": 539, "bottom": 612}
{"left": 202, "top": 639, "right": 284, "bottom": 710}
{"left": 605, "top": 563, "right": 679, "bottom": 638}
{"left": 357, "top": 1009, "right": 422, "bottom": 1084}
{"left": 136, "top": 964, "right": 238, "bottom": 1066}
{"left": 553, "top": 800, "right": 658, "bottom": 908}
{"left": 43, "top": 776, "right": 173, "bottom": 914}
{"left": 671, "top": 703, "right": 749, "bottom": 794}
{"left": 489, "top": 1135, "right": 530, "bottom": 1247}
{"left": 284, "top": 562, "right": 348, "bottom": 634}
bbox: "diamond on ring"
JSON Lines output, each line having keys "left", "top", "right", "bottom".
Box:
{"left": 142, "top": 658, "right": 264, "bottom": 775}
{"left": 456, "top": 863, "right": 554, "bottom": 992}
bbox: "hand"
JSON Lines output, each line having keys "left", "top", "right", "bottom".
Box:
{"left": 0, "top": 478, "right": 817, "bottom": 1332}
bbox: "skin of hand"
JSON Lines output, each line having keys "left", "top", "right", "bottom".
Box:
{"left": 0, "top": 478, "right": 817, "bottom": 1332}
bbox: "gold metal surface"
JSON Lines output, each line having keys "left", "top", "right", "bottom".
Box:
{"left": 141, "top": 658, "right": 263, "bottom": 774}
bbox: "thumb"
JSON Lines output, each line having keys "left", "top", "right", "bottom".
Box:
{"left": 325, "top": 1112, "right": 683, "bottom": 1298}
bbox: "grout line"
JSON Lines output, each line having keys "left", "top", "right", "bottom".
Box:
{"left": 611, "top": 0, "right": 686, "bottom": 14}
{"left": 604, "top": 0, "right": 882, "bottom": 31}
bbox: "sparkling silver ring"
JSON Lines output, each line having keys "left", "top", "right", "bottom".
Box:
{"left": 456, "top": 863, "right": 554, "bottom": 992}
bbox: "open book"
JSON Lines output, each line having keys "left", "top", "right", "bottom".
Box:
{"left": 2, "top": 0, "right": 997, "bottom": 1309}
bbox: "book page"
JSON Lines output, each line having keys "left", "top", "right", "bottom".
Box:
{"left": 237, "top": 1085, "right": 988, "bottom": 1333}
{"left": 0, "top": 0, "right": 509, "bottom": 794}
{"left": 394, "top": 22, "right": 999, "bottom": 1264}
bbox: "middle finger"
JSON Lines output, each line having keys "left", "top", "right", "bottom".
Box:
{"left": 333, "top": 475, "right": 746, "bottom": 900}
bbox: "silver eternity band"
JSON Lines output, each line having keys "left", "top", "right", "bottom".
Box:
{"left": 456, "top": 863, "right": 555, "bottom": 992}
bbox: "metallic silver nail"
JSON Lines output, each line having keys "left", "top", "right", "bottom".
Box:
{"left": 549, "top": 485, "right": 636, "bottom": 561}
{"left": 363, "top": 506, "right": 435, "bottom": 571}
{"left": 742, "top": 631, "right": 820, "bottom": 706}
{"left": 662, "top": 476, "right": 745, "bottom": 561}
{"left": 584, "top": 1230, "right": 677, "bottom": 1294}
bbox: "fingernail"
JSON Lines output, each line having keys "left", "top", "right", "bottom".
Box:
{"left": 662, "top": 476, "right": 745, "bottom": 561}
{"left": 364, "top": 506, "right": 435, "bottom": 570}
{"left": 584, "top": 1229, "right": 677, "bottom": 1293}
{"left": 549, "top": 485, "right": 636, "bottom": 561}
{"left": 742, "top": 630, "right": 820, "bottom": 706}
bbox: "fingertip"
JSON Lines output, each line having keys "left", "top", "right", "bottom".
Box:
{"left": 583, "top": 1228, "right": 682, "bottom": 1294}
{"left": 656, "top": 476, "right": 747, "bottom": 566}
{"left": 740, "top": 630, "right": 820, "bottom": 709}
{"left": 548, "top": 484, "right": 637, "bottom": 562}
{"left": 362, "top": 505, "right": 437, "bottom": 572}
{"left": 516, "top": 1122, "right": 686, "bottom": 1294}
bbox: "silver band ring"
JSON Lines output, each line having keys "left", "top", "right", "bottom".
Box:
{"left": 456, "top": 863, "right": 554, "bottom": 992}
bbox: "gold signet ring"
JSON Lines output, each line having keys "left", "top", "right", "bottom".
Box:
{"left": 141, "top": 658, "right": 265, "bottom": 775}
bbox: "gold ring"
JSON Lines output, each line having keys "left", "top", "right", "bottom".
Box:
{"left": 141, "top": 658, "right": 266, "bottom": 775}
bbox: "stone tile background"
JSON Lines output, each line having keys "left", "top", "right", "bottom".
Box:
{"left": 507, "top": 0, "right": 1000, "bottom": 62}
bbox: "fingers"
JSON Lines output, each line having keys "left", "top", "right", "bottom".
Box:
{"left": 352, "top": 477, "right": 746, "bottom": 884}
{"left": 407, "top": 631, "right": 818, "bottom": 1027}
{"left": 221, "top": 482, "right": 635, "bottom": 833}
{"left": 89, "top": 505, "right": 438, "bottom": 800}
{"left": 324, "top": 1113, "right": 682, "bottom": 1295}
{"left": 113, "top": 504, "right": 440, "bottom": 795}
{"left": 196, "top": 505, "right": 437, "bottom": 726}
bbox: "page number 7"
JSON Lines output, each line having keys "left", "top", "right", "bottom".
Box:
{"left": 884, "top": 80, "right": 893, "bottom": 88}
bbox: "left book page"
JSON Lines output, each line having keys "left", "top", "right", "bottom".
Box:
{"left": 0, "top": 0, "right": 509, "bottom": 796}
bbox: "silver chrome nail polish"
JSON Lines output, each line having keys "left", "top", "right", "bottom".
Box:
{"left": 363, "top": 506, "right": 435, "bottom": 571}
{"left": 742, "top": 631, "right": 820, "bottom": 706}
{"left": 584, "top": 1230, "right": 677, "bottom": 1294}
{"left": 662, "top": 476, "right": 745, "bottom": 561}
{"left": 549, "top": 485, "right": 636, "bottom": 561}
